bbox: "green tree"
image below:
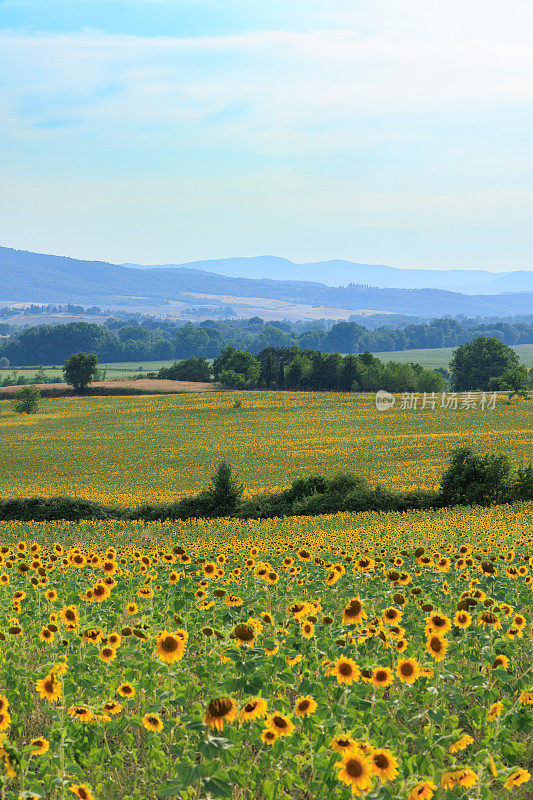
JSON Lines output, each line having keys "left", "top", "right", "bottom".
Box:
{"left": 449, "top": 336, "right": 520, "bottom": 391}
{"left": 500, "top": 367, "right": 530, "bottom": 399}
{"left": 213, "top": 347, "right": 260, "bottom": 388}
{"left": 206, "top": 461, "right": 244, "bottom": 515}
{"left": 63, "top": 352, "right": 98, "bottom": 391}
{"left": 13, "top": 385, "right": 40, "bottom": 414}
{"left": 158, "top": 357, "right": 211, "bottom": 382}
{"left": 440, "top": 446, "right": 511, "bottom": 506}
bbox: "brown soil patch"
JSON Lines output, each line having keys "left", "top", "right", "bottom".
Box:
{"left": 0, "top": 378, "right": 218, "bottom": 399}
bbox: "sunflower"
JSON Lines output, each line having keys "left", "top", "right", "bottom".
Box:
{"left": 382, "top": 607, "right": 402, "bottom": 624}
{"left": 371, "top": 666, "right": 394, "bottom": 688}
{"left": 154, "top": 630, "right": 186, "bottom": 663}
{"left": 102, "top": 701, "right": 122, "bottom": 716}
{"left": 503, "top": 769, "right": 530, "bottom": 790}
{"left": 0, "top": 743, "right": 15, "bottom": 779}
{"left": 239, "top": 697, "right": 268, "bottom": 721}
{"left": 336, "top": 749, "right": 373, "bottom": 794}
{"left": 448, "top": 734, "right": 473, "bottom": 753}
{"left": 301, "top": 620, "right": 315, "bottom": 639}
{"left": 0, "top": 697, "right": 8, "bottom": 714}
{"left": 265, "top": 713, "right": 295, "bottom": 737}
{"left": 441, "top": 769, "right": 478, "bottom": 789}
{"left": 205, "top": 697, "right": 237, "bottom": 731}
{"left": 330, "top": 734, "right": 358, "bottom": 753}
{"left": 409, "top": 780, "right": 436, "bottom": 799}
{"left": 69, "top": 784, "right": 95, "bottom": 800}
{"left": 487, "top": 701, "right": 503, "bottom": 720}
{"left": 59, "top": 605, "right": 79, "bottom": 630}
{"left": 39, "top": 627, "right": 55, "bottom": 643}
{"left": 294, "top": 696, "right": 317, "bottom": 717}
{"left": 478, "top": 612, "right": 501, "bottom": 630}
{"left": 36, "top": 673, "right": 62, "bottom": 702}
{"left": 396, "top": 657, "right": 420, "bottom": 684}
{"left": 426, "top": 635, "right": 448, "bottom": 662}
{"left": 331, "top": 657, "right": 360, "bottom": 685}
{"left": 99, "top": 646, "right": 117, "bottom": 663}
{"left": 125, "top": 603, "right": 138, "bottom": 615}
{"left": 231, "top": 623, "right": 255, "bottom": 647}
{"left": 371, "top": 748, "right": 399, "bottom": 781}
{"left": 30, "top": 736, "right": 49, "bottom": 754}
{"left": 117, "top": 682, "right": 135, "bottom": 698}
{"left": 107, "top": 632, "right": 121, "bottom": 648}
{"left": 342, "top": 598, "right": 367, "bottom": 625}
{"left": 67, "top": 706, "right": 94, "bottom": 723}
{"left": 425, "top": 613, "right": 451, "bottom": 637}
{"left": 260, "top": 728, "right": 278, "bottom": 745}
{"left": 0, "top": 710, "right": 10, "bottom": 732}
{"left": 142, "top": 713, "right": 163, "bottom": 732}
{"left": 286, "top": 654, "right": 302, "bottom": 667}
{"left": 492, "top": 654, "right": 510, "bottom": 670}
{"left": 92, "top": 583, "right": 111, "bottom": 603}
{"left": 518, "top": 691, "right": 533, "bottom": 705}
{"left": 453, "top": 610, "right": 472, "bottom": 629}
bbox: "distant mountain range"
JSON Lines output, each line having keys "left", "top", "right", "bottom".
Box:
{"left": 2, "top": 246, "right": 533, "bottom": 320}
{"left": 124, "top": 255, "right": 533, "bottom": 294}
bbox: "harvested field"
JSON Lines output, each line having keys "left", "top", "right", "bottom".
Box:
{"left": 0, "top": 377, "right": 217, "bottom": 398}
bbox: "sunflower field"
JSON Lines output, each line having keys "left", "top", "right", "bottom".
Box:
{"left": 0, "top": 502, "right": 531, "bottom": 799}
{"left": 1, "top": 391, "right": 532, "bottom": 506}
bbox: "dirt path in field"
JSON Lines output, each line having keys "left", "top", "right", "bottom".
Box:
{"left": 0, "top": 378, "right": 219, "bottom": 398}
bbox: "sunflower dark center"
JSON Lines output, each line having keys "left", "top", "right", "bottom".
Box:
{"left": 208, "top": 698, "right": 233, "bottom": 718}
{"left": 346, "top": 758, "right": 363, "bottom": 778}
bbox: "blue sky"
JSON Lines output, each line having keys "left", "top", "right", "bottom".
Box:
{"left": 1, "top": 0, "right": 532, "bottom": 269}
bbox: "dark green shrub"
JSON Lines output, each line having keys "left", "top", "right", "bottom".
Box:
{"left": 440, "top": 446, "right": 511, "bottom": 506}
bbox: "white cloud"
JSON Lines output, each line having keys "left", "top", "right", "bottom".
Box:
{"left": 1, "top": 0, "right": 532, "bottom": 147}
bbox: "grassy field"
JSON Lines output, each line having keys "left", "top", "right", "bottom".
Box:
{"left": 0, "top": 504, "right": 531, "bottom": 798}
{"left": 371, "top": 343, "right": 533, "bottom": 369}
{"left": 0, "top": 390, "right": 532, "bottom": 506}
{"left": 0, "top": 360, "right": 178, "bottom": 381}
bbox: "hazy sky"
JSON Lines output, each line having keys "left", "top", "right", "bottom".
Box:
{"left": 1, "top": 0, "right": 532, "bottom": 269}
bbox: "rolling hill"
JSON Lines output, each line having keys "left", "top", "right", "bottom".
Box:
{"left": 124, "top": 255, "right": 533, "bottom": 294}
{"left": 2, "top": 245, "right": 533, "bottom": 319}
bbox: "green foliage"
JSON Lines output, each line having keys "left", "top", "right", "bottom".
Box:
{"left": 157, "top": 357, "right": 212, "bottom": 382}
{"left": 440, "top": 446, "right": 511, "bottom": 506}
{"left": 213, "top": 347, "right": 260, "bottom": 388}
{"left": 13, "top": 384, "right": 40, "bottom": 414}
{"left": 63, "top": 351, "right": 98, "bottom": 390}
{"left": 500, "top": 367, "right": 530, "bottom": 398}
{"left": 450, "top": 336, "right": 520, "bottom": 391}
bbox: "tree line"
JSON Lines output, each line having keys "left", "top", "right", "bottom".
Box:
{"left": 2, "top": 315, "right": 533, "bottom": 367}
{"left": 159, "top": 337, "right": 530, "bottom": 395}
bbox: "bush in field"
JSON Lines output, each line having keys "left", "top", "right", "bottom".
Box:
{"left": 440, "top": 446, "right": 511, "bottom": 506}
{"left": 63, "top": 352, "right": 98, "bottom": 391}
{"left": 13, "top": 385, "right": 40, "bottom": 414}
